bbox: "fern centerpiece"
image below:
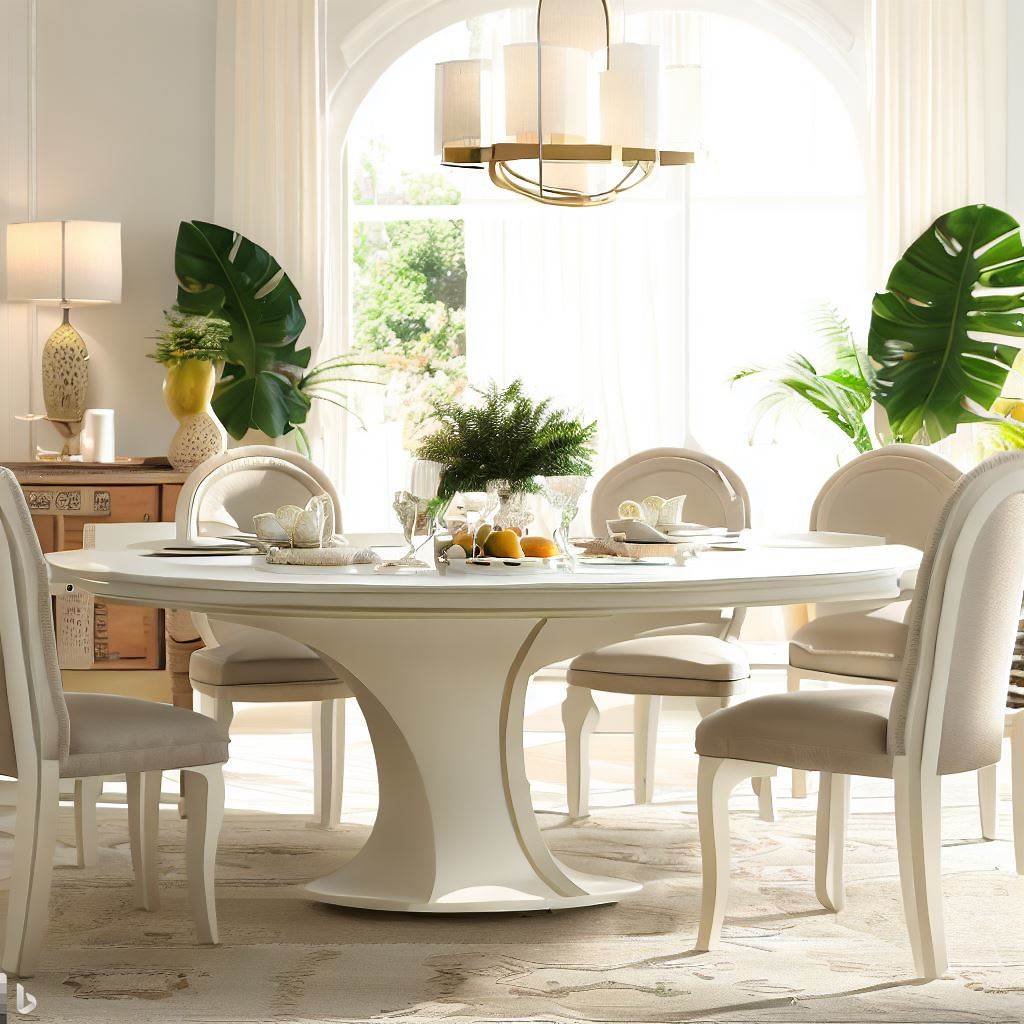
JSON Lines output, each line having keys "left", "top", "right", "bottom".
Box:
{"left": 417, "top": 380, "right": 597, "bottom": 507}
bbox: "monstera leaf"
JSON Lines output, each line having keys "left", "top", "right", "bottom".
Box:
{"left": 868, "top": 205, "right": 1024, "bottom": 443}
{"left": 174, "top": 220, "right": 309, "bottom": 439}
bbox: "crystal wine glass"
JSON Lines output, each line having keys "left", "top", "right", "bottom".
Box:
{"left": 540, "top": 475, "right": 588, "bottom": 570}
{"left": 391, "top": 490, "right": 433, "bottom": 568}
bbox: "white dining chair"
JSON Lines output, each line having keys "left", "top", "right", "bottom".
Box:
{"left": 0, "top": 469, "right": 227, "bottom": 978}
{"left": 68, "top": 520, "right": 179, "bottom": 868}
{"left": 787, "top": 445, "right": 961, "bottom": 798}
{"left": 177, "top": 446, "right": 353, "bottom": 829}
{"left": 563, "top": 448, "right": 753, "bottom": 815}
{"left": 694, "top": 450, "right": 1024, "bottom": 979}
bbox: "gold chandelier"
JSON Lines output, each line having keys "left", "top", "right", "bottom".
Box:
{"left": 434, "top": 0, "right": 700, "bottom": 208}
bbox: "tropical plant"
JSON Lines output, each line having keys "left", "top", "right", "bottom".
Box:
{"left": 417, "top": 380, "right": 597, "bottom": 504}
{"left": 149, "top": 308, "right": 231, "bottom": 367}
{"left": 869, "top": 204, "right": 1024, "bottom": 444}
{"left": 730, "top": 305, "right": 875, "bottom": 452}
{"left": 174, "top": 220, "right": 380, "bottom": 449}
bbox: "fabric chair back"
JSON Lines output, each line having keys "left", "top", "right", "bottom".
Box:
{"left": 0, "top": 469, "right": 70, "bottom": 778}
{"left": 589, "top": 448, "right": 750, "bottom": 536}
{"left": 175, "top": 448, "right": 342, "bottom": 654}
{"left": 176, "top": 446, "right": 341, "bottom": 541}
{"left": 888, "top": 451, "right": 1024, "bottom": 775}
{"left": 810, "top": 444, "right": 960, "bottom": 549}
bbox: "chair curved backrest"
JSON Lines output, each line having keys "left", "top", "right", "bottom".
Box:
{"left": 176, "top": 446, "right": 342, "bottom": 542}
{"left": 589, "top": 448, "right": 751, "bottom": 536}
{"left": 175, "top": 448, "right": 342, "bottom": 654}
{"left": 0, "top": 469, "right": 70, "bottom": 777}
{"left": 810, "top": 444, "right": 960, "bottom": 549}
{"left": 888, "top": 451, "right": 1024, "bottom": 776}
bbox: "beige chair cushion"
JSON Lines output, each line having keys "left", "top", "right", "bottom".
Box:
{"left": 567, "top": 635, "right": 749, "bottom": 697}
{"left": 190, "top": 639, "right": 340, "bottom": 687}
{"left": 695, "top": 688, "right": 894, "bottom": 778}
{"left": 789, "top": 602, "right": 909, "bottom": 681}
{"left": 640, "top": 619, "right": 727, "bottom": 640}
{"left": 63, "top": 694, "right": 229, "bottom": 778}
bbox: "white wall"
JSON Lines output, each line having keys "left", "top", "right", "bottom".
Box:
{"left": 1009, "top": 0, "right": 1024, "bottom": 222}
{"left": 0, "top": 0, "right": 216, "bottom": 461}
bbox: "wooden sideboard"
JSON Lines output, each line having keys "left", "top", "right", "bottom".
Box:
{"left": 4, "top": 462, "right": 188, "bottom": 673}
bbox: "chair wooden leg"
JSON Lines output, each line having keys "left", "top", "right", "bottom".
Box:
{"left": 894, "top": 760, "right": 947, "bottom": 979}
{"left": 815, "top": 772, "right": 850, "bottom": 912}
{"left": 787, "top": 667, "right": 808, "bottom": 799}
{"left": 1011, "top": 714, "right": 1023, "bottom": 875}
{"left": 978, "top": 762, "right": 998, "bottom": 841}
{"left": 695, "top": 757, "right": 777, "bottom": 951}
{"left": 213, "top": 699, "right": 234, "bottom": 730}
{"left": 311, "top": 699, "right": 345, "bottom": 829}
{"left": 2, "top": 760, "right": 59, "bottom": 978}
{"left": 181, "top": 764, "right": 225, "bottom": 945}
{"left": 562, "top": 685, "right": 599, "bottom": 819}
{"left": 751, "top": 775, "right": 776, "bottom": 823}
{"left": 74, "top": 776, "right": 103, "bottom": 868}
{"left": 634, "top": 694, "right": 662, "bottom": 804}
{"left": 127, "top": 771, "right": 162, "bottom": 911}
{"left": 197, "top": 692, "right": 219, "bottom": 719}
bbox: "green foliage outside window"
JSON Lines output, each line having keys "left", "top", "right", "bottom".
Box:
{"left": 350, "top": 151, "right": 469, "bottom": 449}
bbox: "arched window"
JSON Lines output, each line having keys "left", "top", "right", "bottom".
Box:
{"left": 340, "top": 8, "right": 865, "bottom": 531}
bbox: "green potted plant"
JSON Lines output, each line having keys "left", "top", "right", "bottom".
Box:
{"left": 174, "top": 220, "right": 380, "bottom": 454}
{"left": 417, "top": 380, "right": 597, "bottom": 524}
{"left": 150, "top": 309, "right": 231, "bottom": 470}
{"left": 733, "top": 204, "right": 1024, "bottom": 454}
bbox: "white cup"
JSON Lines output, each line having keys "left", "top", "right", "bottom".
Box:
{"left": 80, "top": 408, "right": 116, "bottom": 463}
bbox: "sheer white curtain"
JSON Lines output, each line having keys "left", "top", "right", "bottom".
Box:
{"left": 214, "top": 0, "right": 327, "bottom": 423}
{"left": 868, "top": 0, "right": 1007, "bottom": 287}
{"left": 465, "top": 200, "right": 687, "bottom": 492}
{"left": 464, "top": 11, "right": 700, "bottom": 527}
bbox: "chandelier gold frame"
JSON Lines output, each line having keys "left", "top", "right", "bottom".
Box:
{"left": 441, "top": 0, "right": 695, "bottom": 207}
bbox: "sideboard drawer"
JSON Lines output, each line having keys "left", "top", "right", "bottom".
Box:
{"left": 4, "top": 464, "right": 187, "bottom": 678}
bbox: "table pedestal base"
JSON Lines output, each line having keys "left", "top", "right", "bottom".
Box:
{"left": 226, "top": 611, "right": 685, "bottom": 915}
{"left": 303, "top": 864, "right": 640, "bottom": 914}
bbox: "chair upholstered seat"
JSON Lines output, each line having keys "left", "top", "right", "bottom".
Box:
{"left": 190, "top": 638, "right": 340, "bottom": 687}
{"left": 62, "top": 693, "right": 230, "bottom": 778}
{"left": 567, "top": 635, "right": 749, "bottom": 696}
{"left": 695, "top": 687, "right": 894, "bottom": 778}
{"left": 789, "top": 602, "right": 909, "bottom": 681}
{"left": 640, "top": 620, "right": 728, "bottom": 639}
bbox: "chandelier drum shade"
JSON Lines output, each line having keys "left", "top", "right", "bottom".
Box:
{"left": 435, "top": 0, "right": 699, "bottom": 207}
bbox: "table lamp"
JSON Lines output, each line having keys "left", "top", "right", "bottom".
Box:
{"left": 5, "top": 220, "right": 122, "bottom": 452}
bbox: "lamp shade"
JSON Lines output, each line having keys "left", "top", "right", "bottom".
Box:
{"left": 504, "top": 42, "right": 589, "bottom": 143}
{"left": 5, "top": 220, "right": 122, "bottom": 305}
{"left": 663, "top": 65, "right": 702, "bottom": 153}
{"left": 600, "top": 44, "right": 661, "bottom": 149}
{"left": 435, "top": 59, "right": 491, "bottom": 156}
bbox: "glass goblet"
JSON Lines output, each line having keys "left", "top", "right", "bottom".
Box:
{"left": 540, "top": 475, "right": 588, "bottom": 570}
{"left": 391, "top": 490, "right": 433, "bottom": 568}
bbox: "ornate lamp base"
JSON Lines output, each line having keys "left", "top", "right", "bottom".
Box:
{"left": 42, "top": 318, "right": 89, "bottom": 423}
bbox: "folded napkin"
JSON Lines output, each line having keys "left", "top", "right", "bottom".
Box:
{"left": 265, "top": 545, "right": 382, "bottom": 566}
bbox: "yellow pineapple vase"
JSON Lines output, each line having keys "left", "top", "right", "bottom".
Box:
{"left": 164, "top": 359, "right": 227, "bottom": 472}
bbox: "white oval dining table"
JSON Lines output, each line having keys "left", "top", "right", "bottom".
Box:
{"left": 46, "top": 539, "right": 920, "bottom": 915}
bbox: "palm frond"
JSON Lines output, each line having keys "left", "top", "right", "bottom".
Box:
{"left": 731, "top": 305, "right": 875, "bottom": 453}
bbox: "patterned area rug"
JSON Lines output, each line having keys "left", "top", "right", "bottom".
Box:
{"left": 10, "top": 770, "right": 1024, "bottom": 1024}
